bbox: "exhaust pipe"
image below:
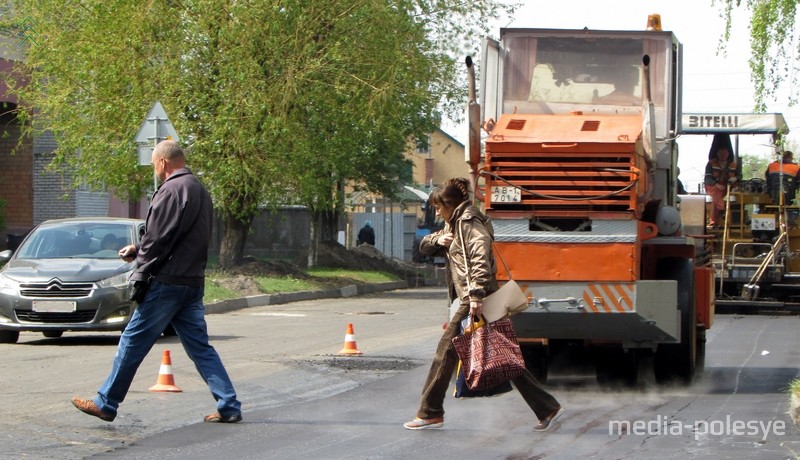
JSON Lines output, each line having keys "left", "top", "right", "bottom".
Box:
{"left": 641, "top": 54, "right": 657, "bottom": 163}
{"left": 466, "top": 56, "right": 484, "bottom": 201}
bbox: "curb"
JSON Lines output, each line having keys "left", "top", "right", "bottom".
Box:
{"left": 205, "top": 280, "right": 412, "bottom": 315}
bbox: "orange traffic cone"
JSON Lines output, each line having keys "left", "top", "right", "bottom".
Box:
{"left": 337, "top": 323, "right": 362, "bottom": 355}
{"left": 149, "top": 349, "right": 182, "bottom": 392}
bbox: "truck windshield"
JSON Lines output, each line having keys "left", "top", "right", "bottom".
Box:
{"left": 502, "top": 32, "right": 670, "bottom": 115}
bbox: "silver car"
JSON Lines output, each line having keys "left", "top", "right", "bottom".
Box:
{"left": 0, "top": 217, "right": 145, "bottom": 343}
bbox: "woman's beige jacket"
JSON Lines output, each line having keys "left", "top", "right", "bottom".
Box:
{"left": 419, "top": 201, "right": 498, "bottom": 303}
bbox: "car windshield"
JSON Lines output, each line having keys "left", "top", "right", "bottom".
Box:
{"left": 15, "top": 222, "right": 135, "bottom": 260}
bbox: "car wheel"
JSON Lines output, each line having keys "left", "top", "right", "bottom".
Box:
{"left": 0, "top": 330, "right": 20, "bottom": 344}
{"left": 42, "top": 331, "right": 64, "bottom": 338}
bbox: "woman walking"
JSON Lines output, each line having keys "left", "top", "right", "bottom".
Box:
{"left": 404, "top": 177, "right": 564, "bottom": 431}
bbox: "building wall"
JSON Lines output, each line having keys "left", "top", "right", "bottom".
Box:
{"left": 401, "top": 127, "right": 466, "bottom": 228}
{"left": 430, "top": 129, "right": 469, "bottom": 185}
{"left": 0, "top": 51, "right": 34, "bottom": 245}
{"left": 76, "top": 190, "right": 110, "bottom": 217}
{"left": 107, "top": 194, "right": 146, "bottom": 219}
{"left": 0, "top": 110, "right": 33, "bottom": 239}
{"left": 33, "top": 130, "right": 78, "bottom": 224}
{"left": 33, "top": 132, "right": 117, "bottom": 223}
{"left": 406, "top": 128, "right": 467, "bottom": 188}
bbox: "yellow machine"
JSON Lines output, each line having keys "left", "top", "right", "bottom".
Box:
{"left": 681, "top": 113, "right": 798, "bottom": 310}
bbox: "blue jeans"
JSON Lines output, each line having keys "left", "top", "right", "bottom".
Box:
{"left": 93, "top": 281, "right": 241, "bottom": 418}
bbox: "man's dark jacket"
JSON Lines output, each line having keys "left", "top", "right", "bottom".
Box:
{"left": 132, "top": 168, "right": 212, "bottom": 288}
{"left": 358, "top": 225, "right": 375, "bottom": 246}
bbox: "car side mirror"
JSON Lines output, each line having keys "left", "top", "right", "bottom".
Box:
{"left": 0, "top": 249, "right": 12, "bottom": 264}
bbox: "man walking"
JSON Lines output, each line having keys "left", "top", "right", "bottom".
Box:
{"left": 71, "top": 140, "right": 242, "bottom": 423}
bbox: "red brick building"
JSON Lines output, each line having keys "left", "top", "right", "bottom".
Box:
{"left": 0, "top": 53, "right": 34, "bottom": 245}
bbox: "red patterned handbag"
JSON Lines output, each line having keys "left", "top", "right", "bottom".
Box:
{"left": 451, "top": 316, "right": 526, "bottom": 390}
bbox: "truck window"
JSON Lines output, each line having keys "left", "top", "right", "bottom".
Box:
{"left": 502, "top": 33, "right": 669, "bottom": 114}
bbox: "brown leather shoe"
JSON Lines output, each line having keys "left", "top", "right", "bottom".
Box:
{"left": 204, "top": 411, "right": 242, "bottom": 423}
{"left": 71, "top": 397, "right": 115, "bottom": 422}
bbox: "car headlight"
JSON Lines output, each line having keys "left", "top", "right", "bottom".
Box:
{"left": 97, "top": 272, "right": 132, "bottom": 290}
{"left": 0, "top": 273, "right": 18, "bottom": 291}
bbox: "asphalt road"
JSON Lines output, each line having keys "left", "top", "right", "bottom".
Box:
{"left": 2, "top": 287, "right": 800, "bottom": 459}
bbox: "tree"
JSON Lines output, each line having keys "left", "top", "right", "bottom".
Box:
{"left": 2, "top": 1, "right": 511, "bottom": 268}
{"left": 739, "top": 152, "right": 770, "bottom": 179}
{"left": 717, "top": 0, "right": 799, "bottom": 111}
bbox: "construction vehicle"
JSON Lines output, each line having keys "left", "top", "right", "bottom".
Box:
{"left": 680, "top": 113, "right": 800, "bottom": 312}
{"left": 466, "top": 16, "right": 713, "bottom": 384}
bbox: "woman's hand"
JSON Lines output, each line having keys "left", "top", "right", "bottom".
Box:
{"left": 469, "top": 299, "right": 483, "bottom": 318}
{"left": 437, "top": 233, "right": 454, "bottom": 248}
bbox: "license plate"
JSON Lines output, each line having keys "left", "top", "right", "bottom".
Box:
{"left": 491, "top": 186, "right": 521, "bottom": 203}
{"left": 32, "top": 301, "right": 76, "bottom": 313}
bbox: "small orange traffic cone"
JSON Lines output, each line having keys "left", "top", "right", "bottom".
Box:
{"left": 149, "top": 349, "right": 182, "bottom": 392}
{"left": 337, "top": 323, "right": 362, "bottom": 355}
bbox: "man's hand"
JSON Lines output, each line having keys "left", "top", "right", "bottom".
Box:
{"left": 118, "top": 244, "right": 137, "bottom": 262}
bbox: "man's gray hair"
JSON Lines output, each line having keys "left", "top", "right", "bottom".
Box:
{"left": 154, "top": 140, "right": 185, "bottom": 161}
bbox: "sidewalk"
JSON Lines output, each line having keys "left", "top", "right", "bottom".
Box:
{"left": 205, "top": 280, "right": 413, "bottom": 314}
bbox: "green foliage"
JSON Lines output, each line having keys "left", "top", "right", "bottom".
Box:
{"left": 253, "top": 276, "right": 319, "bottom": 294}
{"left": 3, "top": 1, "right": 512, "bottom": 265}
{"left": 790, "top": 377, "right": 800, "bottom": 396}
{"left": 203, "top": 280, "right": 238, "bottom": 304}
{"left": 307, "top": 268, "right": 398, "bottom": 283}
{"left": 717, "top": 0, "right": 798, "bottom": 111}
{"left": 203, "top": 267, "right": 399, "bottom": 302}
{"left": 739, "top": 152, "right": 770, "bottom": 179}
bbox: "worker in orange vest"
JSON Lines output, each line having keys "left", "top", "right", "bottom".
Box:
{"left": 765, "top": 151, "right": 800, "bottom": 205}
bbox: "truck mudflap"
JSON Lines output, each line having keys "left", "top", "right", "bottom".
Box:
{"left": 510, "top": 280, "right": 679, "bottom": 344}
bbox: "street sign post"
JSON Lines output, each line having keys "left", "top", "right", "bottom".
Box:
{"left": 135, "top": 101, "right": 181, "bottom": 191}
{"left": 135, "top": 101, "right": 180, "bottom": 166}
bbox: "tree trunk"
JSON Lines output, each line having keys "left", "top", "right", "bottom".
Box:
{"left": 307, "top": 208, "right": 340, "bottom": 268}
{"left": 307, "top": 215, "right": 318, "bottom": 268}
{"left": 218, "top": 213, "right": 254, "bottom": 269}
{"left": 318, "top": 208, "right": 339, "bottom": 242}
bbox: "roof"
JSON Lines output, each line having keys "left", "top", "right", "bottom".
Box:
{"left": 403, "top": 185, "right": 430, "bottom": 202}
{"left": 346, "top": 185, "right": 433, "bottom": 207}
{"left": 435, "top": 126, "right": 464, "bottom": 148}
{"left": 680, "top": 113, "right": 788, "bottom": 135}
